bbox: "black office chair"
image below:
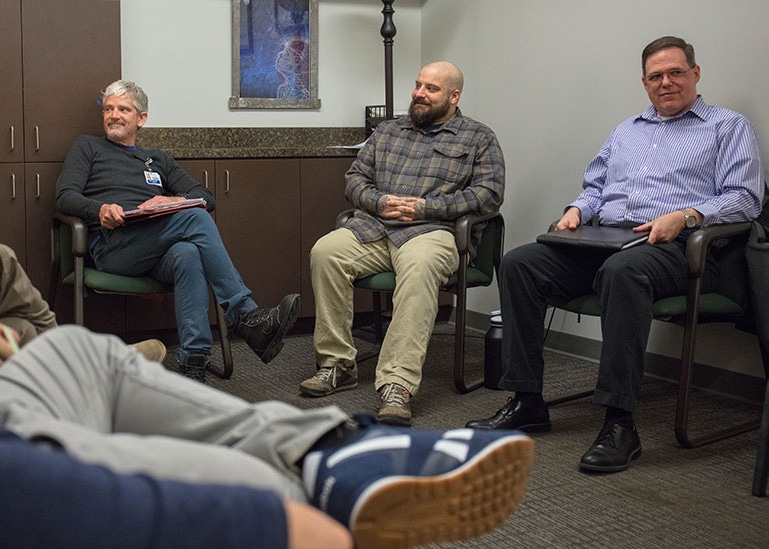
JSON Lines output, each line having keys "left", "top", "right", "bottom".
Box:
{"left": 545, "top": 222, "right": 764, "bottom": 449}
{"left": 747, "top": 215, "right": 769, "bottom": 496}
{"left": 49, "top": 213, "right": 233, "bottom": 379}
{"left": 338, "top": 210, "right": 504, "bottom": 393}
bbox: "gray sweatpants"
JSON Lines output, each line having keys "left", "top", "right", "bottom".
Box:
{"left": 0, "top": 325, "right": 349, "bottom": 502}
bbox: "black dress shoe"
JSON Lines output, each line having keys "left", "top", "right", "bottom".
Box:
{"left": 465, "top": 397, "right": 551, "bottom": 432}
{"left": 579, "top": 420, "right": 642, "bottom": 473}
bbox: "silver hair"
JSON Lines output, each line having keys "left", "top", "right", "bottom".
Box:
{"left": 101, "top": 80, "right": 149, "bottom": 113}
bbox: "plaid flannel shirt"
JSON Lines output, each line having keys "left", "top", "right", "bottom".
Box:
{"left": 343, "top": 109, "right": 505, "bottom": 251}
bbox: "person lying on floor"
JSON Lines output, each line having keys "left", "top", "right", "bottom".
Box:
{"left": 0, "top": 325, "right": 534, "bottom": 549}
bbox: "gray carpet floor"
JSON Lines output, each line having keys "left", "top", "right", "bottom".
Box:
{"left": 163, "top": 324, "right": 769, "bottom": 548}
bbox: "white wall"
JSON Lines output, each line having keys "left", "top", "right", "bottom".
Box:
{"left": 421, "top": 0, "right": 769, "bottom": 377}
{"left": 120, "top": 0, "right": 423, "bottom": 127}
{"left": 122, "top": 0, "right": 769, "bottom": 376}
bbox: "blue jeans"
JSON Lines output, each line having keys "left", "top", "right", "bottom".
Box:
{"left": 91, "top": 209, "right": 257, "bottom": 361}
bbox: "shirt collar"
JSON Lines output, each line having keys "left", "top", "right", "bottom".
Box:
{"left": 637, "top": 95, "right": 707, "bottom": 123}
{"left": 106, "top": 137, "right": 138, "bottom": 151}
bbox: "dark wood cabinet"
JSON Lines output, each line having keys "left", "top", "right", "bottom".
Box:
{"left": 176, "top": 160, "right": 216, "bottom": 193}
{"left": 215, "top": 159, "right": 302, "bottom": 310}
{"left": 49, "top": 153, "right": 373, "bottom": 338}
{"left": 118, "top": 156, "right": 347, "bottom": 338}
{"left": 0, "top": 164, "right": 25, "bottom": 262}
{"left": 0, "top": 0, "right": 121, "bottom": 302}
{"left": 299, "top": 157, "right": 357, "bottom": 316}
{"left": 24, "top": 163, "right": 61, "bottom": 294}
{"left": 20, "top": 0, "right": 121, "bottom": 163}
{"left": 0, "top": 0, "right": 24, "bottom": 164}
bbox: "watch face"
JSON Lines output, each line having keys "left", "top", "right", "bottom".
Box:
{"left": 685, "top": 214, "right": 696, "bottom": 228}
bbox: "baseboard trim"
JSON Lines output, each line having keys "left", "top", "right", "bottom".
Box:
{"left": 543, "top": 330, "right": 765, "bottom": 404}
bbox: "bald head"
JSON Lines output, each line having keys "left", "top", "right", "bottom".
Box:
{"left": 422, "top": 61, "right": 464, "bottom": 94}
{"left": 409, "top": 61, "right": 464, "bottom": 127}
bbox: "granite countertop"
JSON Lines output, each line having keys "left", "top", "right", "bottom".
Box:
{"left": 137, "top": 127, "right": 365, "bottom": 159}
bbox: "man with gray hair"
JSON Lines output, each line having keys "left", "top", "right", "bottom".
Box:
{"left": 56, "top": 80, "right": 300, "bottom": 382}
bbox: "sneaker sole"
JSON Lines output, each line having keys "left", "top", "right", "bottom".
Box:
{"left": 258, "top": 294, "right": 301, "bottom": 364}
{"left": 350, "top": 434, "right": 534, "bottom": 549}
{"left": 299, "top": 380, "right": 359, "bottom": 398}
{"left": 376, "top": 413, "right": 411, "bottom": 427}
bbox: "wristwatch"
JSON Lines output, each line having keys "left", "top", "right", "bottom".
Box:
{"left": 682, "top": 208, "right": 698, "bottom": 229}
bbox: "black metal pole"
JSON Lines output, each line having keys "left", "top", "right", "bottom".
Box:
{"left": 380, "top": 0, "right": 396, "bottom": 120}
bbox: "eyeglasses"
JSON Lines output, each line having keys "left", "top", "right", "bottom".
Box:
{"left": 644, "top": 67, "right": 695, "bottom": 85}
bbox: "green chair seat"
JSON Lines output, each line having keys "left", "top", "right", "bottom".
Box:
{"left": 63, "top": 268, "right": 172, "bottom": 295}
{"left": 545, "top": 221, "right": 761, "bottom": 449}
{"left": 553, "top": 293, "right": 743, "bottom": 320}
{"left": 51, "top": 212, "right": 233, "bottom": 379}
{"left": 354, "top": 268, "right": 494, "bottom": 293}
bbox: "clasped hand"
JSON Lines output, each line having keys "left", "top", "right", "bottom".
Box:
{"left": 378, "top": 195, "right": 426, "bottom": 222}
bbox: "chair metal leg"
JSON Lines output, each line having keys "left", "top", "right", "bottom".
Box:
{"left": 543, "top": 308, "right": 595, "bottom": 406}
{"left": 453, "top": 263, "right": 484, "bottom": 394}
{"left": 752, "top": 378, "right": 769, "bottom": 497}
{"left": 74, "top": 257, "right": 85, "bottom": 325}
{"left": 206, "top": 304, "right": 234, "bottom": 379}
{"left": 675, "top": 283, "right": 760, "bottom": 448}
{"left": 356, "top": 291, "right": 384, "bottom": 364}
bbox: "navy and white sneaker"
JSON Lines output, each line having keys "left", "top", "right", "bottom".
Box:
{"left": 302, "top": 422, "right": 534, "bottom": 549}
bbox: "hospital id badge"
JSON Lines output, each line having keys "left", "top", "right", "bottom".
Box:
{"left": 145, "top": 171, "right": 162, "bottom": 186}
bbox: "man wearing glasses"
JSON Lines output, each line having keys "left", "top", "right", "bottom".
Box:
{"left": 467, "top": 36, "right": 764, "bottom": 473}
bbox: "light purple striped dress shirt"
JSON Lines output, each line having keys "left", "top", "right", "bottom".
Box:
{"left": 571, "top": 96, "right": 764, "bottom": 227}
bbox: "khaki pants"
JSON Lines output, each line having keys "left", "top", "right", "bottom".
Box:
{"left": 0, "top": 244, "right": 57, "bottom": 345}
{"left": 311, "top": 229, "right": 459, "bottom": 395}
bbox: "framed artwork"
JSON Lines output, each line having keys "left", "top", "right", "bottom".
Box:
{"left": 229, "top": 0, "right": 320, "bottom": 109}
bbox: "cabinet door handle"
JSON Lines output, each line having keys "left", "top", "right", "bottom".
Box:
{"left": 35, "top": 173, "right": 41, "bottom": 198}
{"left": 202, "top": 170, "right": 209, "bottom": 189}
{"left": 34, "top": 126, "right": 40, "bottom": 151}
{"left": 11, "top": 173, "right": 16, "bottom": 199}
{"left": 9, "top": 126, "right": 14, "bottom": 152}
{"left": 224, "top": 170, "right": 231, "bottom": 194}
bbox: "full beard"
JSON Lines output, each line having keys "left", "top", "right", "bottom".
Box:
{"left": 408, "top": 98, "right": 451, "bottom": 128}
